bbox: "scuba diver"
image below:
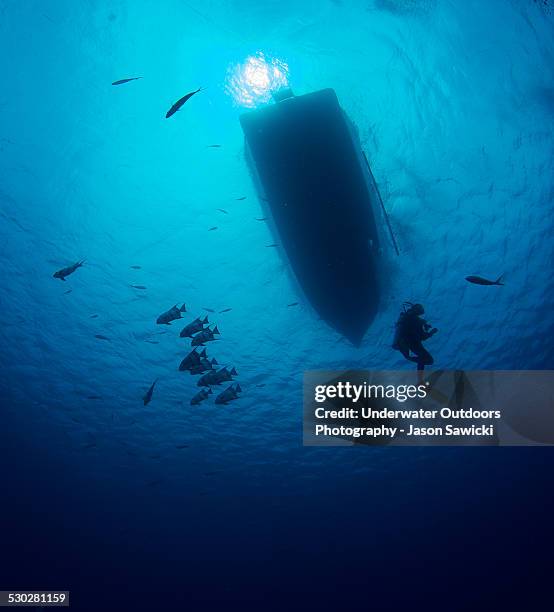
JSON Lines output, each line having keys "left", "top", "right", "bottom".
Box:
{"left": 393, "top": 303, "right": 438, "bottom": 371}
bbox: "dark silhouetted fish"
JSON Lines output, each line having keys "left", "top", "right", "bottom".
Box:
{"left": 235, "top": 196, "right": 246, "bottom": 201}
{"left": 196, "top": 370, "right": 220, "bottom": 387}
{"left": 219, "top": 308, "right": 232, "bottom": 313}
{"left": 203, "top": 308, "right": 215, "bottom": 313}
{"left": 179, "top": 348, "right": 206, "bottom": 371}
{"left": 156, "top": 303, "right": 186, "bottom": 325}
{"left": 188, "top": 358, "right": 218, "bottom": 375}
{"left": 215, "top": 367, "right": 238, "bottom": 384}
{"left": 465, "top": 275, "right": 504, "bottom": 286}
{"left": 191, "top": 388, "right": 212, "bottom": 405}
{"left": 64, "top": 289, "right": 72, "bottom": 294}
{"left": 53, "top": 259, "right": 85, "bottom": 281}
{"left": 266, "top": 244, "right": 278, "bottom": 248}
{"left": 89, "top": 314, "right": 99, "bottom": 318}
{"left": 255, "top": 217, "right": 268, "bottom": 221}
{"left": 191, "top": 326, "right": 220, "bottom": 347}
{"left": 112, "top": 77, "right": 142, "bottom": 85}
{"left": 287, "top": 302, "right": 299, "bottom": 307}
{"left": 130, "top": 265, "right": 141, "bottom": 269}
{"left": 165, "top": 87, "right": 202, "bottom": 118}
{"left": 215, "top": 383, "right": 242, "bottom": 405}
{"left": 131, "top": 284, "right": 147, "bottom": 289}
{"left": 208, "top": 226, "right": 218, "bottom": 231}
{"left": 180, "top": 316, "right": 208, "bottom": 338}
{"left": 95, "top": 334, "right": 110, "bottom": 341}
{"left": 144, "top": 339, "right": 159, "bottom": 344}
{"left": 87, "top": 395, "right": 103, "bottom": 400}
{"left": 143, "top": 379, "right": 157, "bottom": 405}
{"left": 207, "top": 144, "right": 221, "bottom": 148}
{"left": 217, "top": 208, "right": 228, "bottom": 214}
{"left": 197, "top": 366, "right": 236, "bottom": 387}
{"left": 176, "top": 444, "right": 189, "bottom": 449}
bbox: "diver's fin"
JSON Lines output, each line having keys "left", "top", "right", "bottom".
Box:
{"left": 180, "top": 303, "right": 187, "bottom": 312}
{"left": 495, "top": 274, "right": 504, "bottom": 285}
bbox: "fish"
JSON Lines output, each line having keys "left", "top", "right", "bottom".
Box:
{"left": 202, "top": 308, "right": 215, "bottom": 313}
{"left": 180, "top": 316, "right": 208, "bottom": 338}
{"left": 190, "top": 388, "right": 212, "bottom": 405}
{"left": 219, "top": 308, "right": 232, "bottom": 313}
{"left": 465, "top": 275, "right": 504, "bottom": 286}
{"left": 130, "top": 284, "right": 147, "bottom": 290}
{"left": 191, "top": 325, "right": 220, "bottom": 347}
{"left": 187, "top": 358, "right": 218, "bottom": 375}
{"left": 130, "top": 265, "right": 142, "bottom": 269}
{"left": 95, "top": 334, "right": 110, "bottom": 341}
{"left": 197, "top": 370, "right": 221, "bottom": 387}
{"left": 255, "top": 217, "right": 268, "bottom": 221}
{"left": 53, "top": 260, "right": 85, "bottom": 281}
{"left": 214, "top": 383, "right": 242, "bottom": 405}
{"left": 197, "top": 366, "right": 237, "bottom": 387}
{"left": 112, "top": 77, "right": 142, "bottom": 85}
{"left": 208, "top": 226, "right": 218, "bottom": 231}
{"left": 175, "top": 444, "right": 189, "bottom": 449}
{"left": 143, "top": 379, "right": 157, "bottom": 406}
{"left": 179, "top": 348, "right": 208, "bottom": 371}
{"left": 89, "top": 314, "right": 99, "bottom": 318}
{"left": 207, "top": 144, "right": 221, "bottom": 148}
{"left": 287, "top": 302, "right": 299, "bottom": 307}
{"left": 156, "top": 303, "right": 186, "bottom": 325}
{"left": 64, "top": 289, "right": 72, "bottom": 294}
{"left": 214, "top": 367, "right": 237, "bottom": 384}
{"left": 217, "top": 208, "right": 228, "bottom": 214}
{"left": 235, "top": 196, "right": 247, "bottom": 201}
{"left": 266, "top": 244, "right": 278, "bottom": 248}
{"left": 165, "top": 87, "right": 202, "bottom": 118}
{"left": 87, "top": 395, "right": 103, "bottom": 400}
{"left": 144, "top": 340, "right": 159, "bottom": 344}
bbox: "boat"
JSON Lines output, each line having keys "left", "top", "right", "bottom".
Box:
{"left": 240, "top": 87, "right": 381, "bottom": 346}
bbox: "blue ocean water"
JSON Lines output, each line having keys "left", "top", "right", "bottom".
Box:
{"left": 1, "top": 0, "right": 553, "bottom": 608}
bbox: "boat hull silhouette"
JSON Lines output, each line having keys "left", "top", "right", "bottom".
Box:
{"left": 240, "top": 88, "right": 380, "bottom": 346}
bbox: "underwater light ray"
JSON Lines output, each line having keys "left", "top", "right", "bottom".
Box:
{"left": 226, "top": 52, "right": 289, "bottom": 108}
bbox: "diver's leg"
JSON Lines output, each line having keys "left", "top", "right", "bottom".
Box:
{"left": 410, "top": 343, "right": 434, "bottom": 370}
{"left": 398, "top": 346, "right": 419, "bottom": 363}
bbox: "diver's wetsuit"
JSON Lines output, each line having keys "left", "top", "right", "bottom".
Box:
{"left": 394, "top": 311, "right": 435, "bottom": 371}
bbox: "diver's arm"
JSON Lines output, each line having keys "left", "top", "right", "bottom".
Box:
{"left": 422, "top": 327, "right": 438, "bottom": 340}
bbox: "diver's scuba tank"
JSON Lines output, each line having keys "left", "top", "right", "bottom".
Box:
{"left": 392, "top": 302, "right": 413, "bottom": 349}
